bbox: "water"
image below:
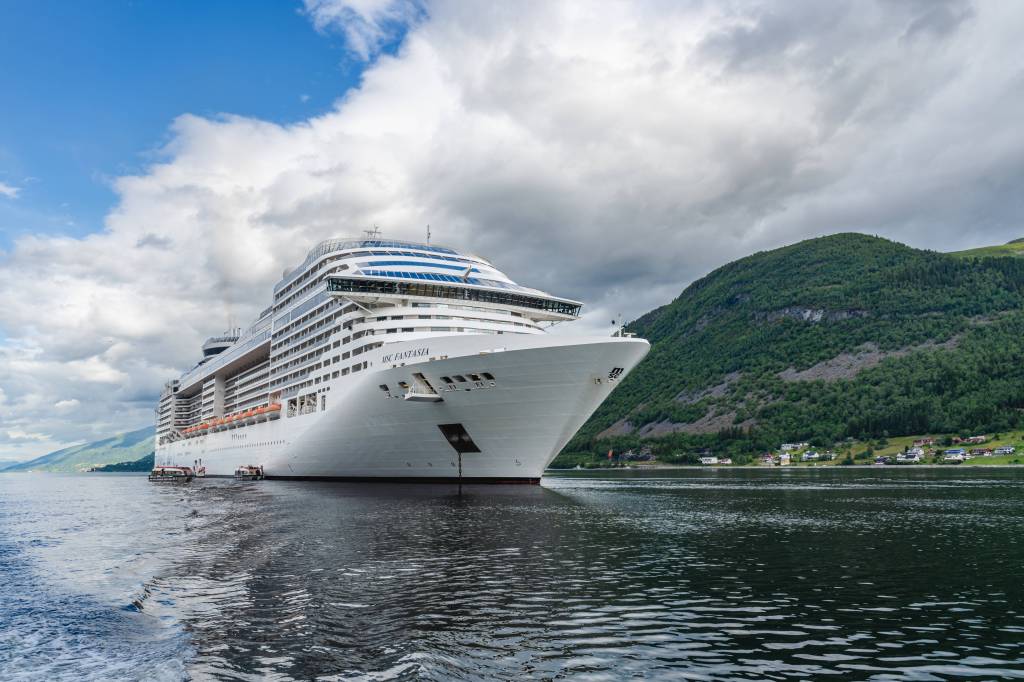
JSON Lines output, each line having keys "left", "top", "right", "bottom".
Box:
{"left": 1, "top": 468, "right": 1023, "bottom": 680}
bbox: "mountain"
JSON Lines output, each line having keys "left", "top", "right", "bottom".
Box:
{"left": 557, "top": 233, "right": 1024, "bottom": 465}
{"left": 2, "top": 426, "right": 155, "bottom": 473}
{"left": 91, "top": 452, "right": 154, "bottom": 473}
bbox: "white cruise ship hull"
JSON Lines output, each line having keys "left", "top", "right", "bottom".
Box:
{"left": 157, "top": 334, "right": 648, "bottom": 482}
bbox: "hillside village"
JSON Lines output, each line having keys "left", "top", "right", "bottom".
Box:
{"left": 596, "top": 432, "right": 1023, "bottom": 469}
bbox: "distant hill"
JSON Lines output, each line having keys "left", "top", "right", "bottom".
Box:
{"left": 2, "top": 426, "right": 155, "bottom": 473}
{"left": 950, "top": 238, "right": 1024, "bottom": 259}
{"left": 557, "top": 233, "right": 1024, "bottom": 465}
{"left": 91, "top": 452, "right": 154, "bottom": 473}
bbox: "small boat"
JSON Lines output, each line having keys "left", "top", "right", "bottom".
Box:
{"left": 149, "top": 466, "right": 194, "bottom": 483}
{"left": 234, "top": 465, "right": 264, "bottom": 481}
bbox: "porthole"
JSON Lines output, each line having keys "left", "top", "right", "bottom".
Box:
{"left": 482, "top": 372, "right": 494, "bottom": 380}
{"left": 468, "top": 373, "right": 481, "bottom": 381}
{"left": 453, "top": 375, "right": 467, "bottom": 382}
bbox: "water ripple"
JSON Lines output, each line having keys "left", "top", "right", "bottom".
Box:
{"left": 1, "top": 469, "right": 1023, "bottom": 680}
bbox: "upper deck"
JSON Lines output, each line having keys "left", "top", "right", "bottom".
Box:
{"left": 159, "top": 235, "right": 585, "bottom": 442}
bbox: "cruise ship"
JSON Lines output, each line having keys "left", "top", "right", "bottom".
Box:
{"left": 155, "top": 236, "right": 649, "bottom": 482}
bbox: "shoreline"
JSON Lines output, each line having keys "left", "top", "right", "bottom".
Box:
{"left": 547, "top": 462, "right": 1023, "bottom": 471}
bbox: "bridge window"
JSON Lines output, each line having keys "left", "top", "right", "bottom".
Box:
{"left": 326, "top": 277, "right": 581, "bottom": 316}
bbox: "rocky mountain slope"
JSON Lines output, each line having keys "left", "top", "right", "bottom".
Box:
{"left": 559, "top": 233, "right": 1024, "bottom": 464}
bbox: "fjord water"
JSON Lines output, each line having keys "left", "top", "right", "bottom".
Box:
{"left": 1, "top": 469, "right": 1022, "bottom": 680}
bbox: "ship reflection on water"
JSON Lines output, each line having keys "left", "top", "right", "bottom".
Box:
{"left": 150, "top": 481, "right": 584, "bottom": 680}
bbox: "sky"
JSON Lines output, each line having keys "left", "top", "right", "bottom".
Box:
{"left": 1, "top": 0, "right": 1023, "bottom": 460}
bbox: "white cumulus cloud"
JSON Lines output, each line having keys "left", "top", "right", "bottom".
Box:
{"left": 304, "top": 0, "right": 424, "bottom": 59}
{"left": 1, "top": 0, "right": 1023, "bottom": 460}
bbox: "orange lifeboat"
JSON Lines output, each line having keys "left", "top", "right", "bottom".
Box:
{"left": 268, "top": 403, "right": 281, "bottom": 411}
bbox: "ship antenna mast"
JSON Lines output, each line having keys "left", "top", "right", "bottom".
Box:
{"left": 364, "top": 224, "right": 382, "bottom": 239}
{"left": 426, "top": 224, "right": 431, "bottom": 245}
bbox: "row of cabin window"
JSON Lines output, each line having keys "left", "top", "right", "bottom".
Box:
{"left": 442, "top": 372, "right": 494, "bottom": 383}
{"left": 377, "top": 371, "right": 495, "bottom": 394}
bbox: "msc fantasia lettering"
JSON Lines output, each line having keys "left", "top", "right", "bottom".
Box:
{"left": 382, "top": 347, "right": 430, "bottom": 363}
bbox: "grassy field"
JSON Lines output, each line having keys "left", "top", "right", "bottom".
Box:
{"left": 949, "top": 240, "right": 1024, "bottom": 259}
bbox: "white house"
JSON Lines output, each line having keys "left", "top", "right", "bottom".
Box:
{"left": 700, "top": 456, "right": 719, "bottom": 465}
{"left": 781, "top": 442, "right": 809, "bottom": 452}
{"left": 995, "top": 446, "right": 1016, "bottom": 455}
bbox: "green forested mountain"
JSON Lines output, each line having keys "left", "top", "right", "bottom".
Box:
{"left": 91, "top": 452, "right": 154, "bottom": 472}
{"left": 557, "top": 233, "right": 1024, "bottom": 465}
{"left": 1, "top": 426, "right": 154, "bottom": 473}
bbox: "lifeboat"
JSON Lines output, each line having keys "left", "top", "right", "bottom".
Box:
{"left": 149, "top": 466, "right": 194, "bottom": 483}
{"left": 234, "top": 464, "right": 264, "bottom": 481}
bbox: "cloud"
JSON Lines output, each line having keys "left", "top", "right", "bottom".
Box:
{"left": 0, "top": 181, "right": 20, "bottom": 199}
{"left": 4, "top": 429, "right": 48, "bottom": 442}
{"left": 1, "top": 0, "right": 1023, "bottom": 458}
{"left": 303, "top": 0, "right": 425, "bottom": 59}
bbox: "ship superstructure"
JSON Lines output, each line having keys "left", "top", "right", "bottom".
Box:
{"left": 155, "top": 236, "right": 649, "bottom": 481}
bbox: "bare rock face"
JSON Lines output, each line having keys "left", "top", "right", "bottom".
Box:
{"left": 675, "top": 371, "right": 742, "bottom": 404}
{"left": 596, "top": 419, "right": 636, "bottom": 439}
{"left": 778, "top": 337, "right": 960, "bottom": 383}
{"left": 757, "top": 307, "right": 871, "bottom": 324}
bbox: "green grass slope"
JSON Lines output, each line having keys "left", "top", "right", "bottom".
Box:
{"left": 2, "top": 426, "right": 155, "bottom": 473}
{"left": 557, "top": 233, "right": 1024, "bottom": 466}
{"left": 950, "top": 238, "right": 1024, "bottom": 259}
